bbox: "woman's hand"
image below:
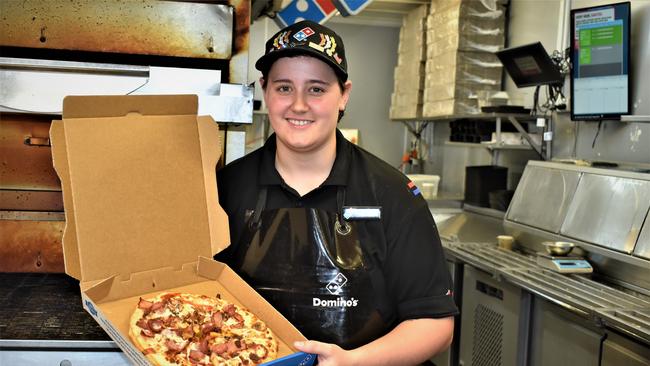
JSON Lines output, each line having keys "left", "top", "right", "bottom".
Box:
{"left": 293, "top": 340, "right": 359, "bottom": 366}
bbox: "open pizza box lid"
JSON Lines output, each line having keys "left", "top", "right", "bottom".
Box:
{"left": 50, "top": 95, "right": 311, "bottom": 366}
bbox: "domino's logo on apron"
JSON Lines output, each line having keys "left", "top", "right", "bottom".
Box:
{"left": 313, "top": 273, "right": 359, "bottom": 307}
{"left": 326, "top": 273, "right": 347, "bottom": 294}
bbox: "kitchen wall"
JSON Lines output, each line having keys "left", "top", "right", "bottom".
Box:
{"left": 426, "top": 0, "right": 650, "bottom": 198}
{"left": 247, "top": 18, "right": 406, "bottom": 168}
{"left": 505, "top": 0, "right": 650, "bottom": 165}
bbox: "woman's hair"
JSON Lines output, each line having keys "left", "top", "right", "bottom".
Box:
{"left": 260, "top": 56, "right": 347, "bottom": 122}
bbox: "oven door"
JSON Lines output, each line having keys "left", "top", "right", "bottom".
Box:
{"left": 0, "top": 340, "right": 129, "bottom": 366}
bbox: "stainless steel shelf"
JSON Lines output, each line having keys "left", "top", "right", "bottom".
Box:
{"left": 597, "top": 308, "right": 650, "bottom": 345}
{"left": 391, "top": 113, "right": 539, "bottom": 123}
{"left": 443, "top": 242, "right": 537, "bottom": 275}
{"left": 396, "top": 113, "right": 545, "bottom": 160}
{"left": 445, "top": 141, "right": 533, "bottom": 150}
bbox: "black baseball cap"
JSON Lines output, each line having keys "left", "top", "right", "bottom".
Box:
{"left": 255, "top": 20, "right": 348, "bottom": 81}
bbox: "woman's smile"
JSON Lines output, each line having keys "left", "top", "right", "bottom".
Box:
{"left": 286, "top": 118, "right": 314, "bottom": 127}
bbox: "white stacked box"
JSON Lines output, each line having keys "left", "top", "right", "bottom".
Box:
{"left": 389, "top": 4, "right": 429, "bottom": 120}
{"left": 426, "top": 0, "right": 506, "bottom": 57}
{"left": 423, "top": 51, "right": 502, "bottom": 102}
{"left": 423, "top": 0, "right": 507, "bottom": 117}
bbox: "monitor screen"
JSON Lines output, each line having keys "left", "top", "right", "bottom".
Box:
{"left": 570, "top": 1, "right": 631, "bottom": 120}
{"left": 496, "top": 42, "right": 563, "bottom": 88}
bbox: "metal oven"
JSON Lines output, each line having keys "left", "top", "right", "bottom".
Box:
{"left": 0, "top": 0, "right": 252, "bottom": 362}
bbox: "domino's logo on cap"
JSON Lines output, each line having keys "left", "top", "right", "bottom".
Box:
{"left": 294, "top": 27, "right": 315, "bottom": 42}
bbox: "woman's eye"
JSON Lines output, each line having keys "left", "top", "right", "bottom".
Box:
{"left": 276, "top": 85, "right": 291, "bottom": 93}
{"left": 310, "top": 86, "right": 325, "bottom": 93}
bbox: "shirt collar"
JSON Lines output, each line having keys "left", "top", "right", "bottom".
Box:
{"left": 258, "top": 129, "right": 351, "bottom": 187}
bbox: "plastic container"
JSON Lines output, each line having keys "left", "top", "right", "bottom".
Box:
{"left": 464, "top": 165, "right": 507, "bottom": 207}
{"left": 407, "top": 174, "right": 440, "bottom": 199}
{"left": 497, "top": 235, "right": 514, "bottom": 250}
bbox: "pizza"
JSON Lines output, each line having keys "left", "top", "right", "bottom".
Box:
{"left": 128, "top": 292, "right": 278, "bottom": 365}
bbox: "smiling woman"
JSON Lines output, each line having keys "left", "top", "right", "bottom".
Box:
{"left": 216, "top": 20, "right": 458, "bottom": 366}
{"left": 263, "top": 56, "right": 352, "bottom": 195}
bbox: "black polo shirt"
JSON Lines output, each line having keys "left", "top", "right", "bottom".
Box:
{"left": 216, "top": 129, "right": 458, "bottom": 324}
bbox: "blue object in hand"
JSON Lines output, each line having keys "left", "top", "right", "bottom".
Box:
{"left": 262, "top": 351, "right": 317, "bottom": 366}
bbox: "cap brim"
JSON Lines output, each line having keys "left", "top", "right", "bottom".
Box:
{"left": 255, "top": 48, "right": 348, "bottom": 81}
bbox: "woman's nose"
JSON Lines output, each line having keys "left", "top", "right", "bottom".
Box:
{"left": 291, "top": 93, "right": 308, "bottom": 112}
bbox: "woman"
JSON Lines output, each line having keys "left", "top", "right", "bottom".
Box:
{"left": 216, "top": 20, "right": 457, "bottom": 365}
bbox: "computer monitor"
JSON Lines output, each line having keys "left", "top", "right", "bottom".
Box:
{"left": 570, "top": 2, "right": 631, "bottom": 121}
{"left": 495, "top": 42, "right": 563, "bottom": 88}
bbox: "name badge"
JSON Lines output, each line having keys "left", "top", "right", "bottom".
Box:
{"left": 342, "top": 206, "right": 381, "bottom": 221}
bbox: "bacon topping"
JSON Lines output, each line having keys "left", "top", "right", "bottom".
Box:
{"left": 210, "top": 343, "right": 228, "bottom": 355}
{"left": 150, "top": 301, "right": 164, "bottom": 313}
{"left": 233, "top": 313, "right": 244, "bottom": 323}
{"left": 140, "top": 329, "right": 154, "bottom": 337}
{"left": 223, "top": 304, "right": 236, "bottom": 316}
{"left": 143, "top": 347, "right": 156, "bottom": 355}
{"left": 189, "top": 350, "right": 206, "bottom": 362}
{"left": 200, "top": 322, "right": 215, "bottom": 334}
{"left": 212, "top": 312, "right": 223, "bottom": 328}
{"left": 138, "top": 298, "right": 153, "bottom": 311}
{"left": 148, "top": 319, "right": 163, "bottom": 333}
{"left": 199, "top": 337, "right": 210, "bottom": 354}
{"left": 226, "top": 340, "right": 239, "bottom": 354}
{"left": 136, "top": 318, "right": 150, "bottom": 330}
{"left": 165, "top": 340, "right": 187, "bottom": 353}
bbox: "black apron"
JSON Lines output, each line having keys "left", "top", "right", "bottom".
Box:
{"left": 230, "top": 186, "right": 392, "bottom": 349}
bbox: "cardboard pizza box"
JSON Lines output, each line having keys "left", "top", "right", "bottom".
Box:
{"left": 50, "top": 95, "right": 314, "bottom": 366}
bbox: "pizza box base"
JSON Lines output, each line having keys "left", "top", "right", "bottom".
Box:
{"left": 82, "top": 256, "right": 311, "bottom": 366}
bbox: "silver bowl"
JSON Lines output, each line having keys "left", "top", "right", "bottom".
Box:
{"left": 543, "top": 241, "right": 575, "bottom": 256}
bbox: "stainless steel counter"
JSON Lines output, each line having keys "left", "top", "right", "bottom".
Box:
{"left": 443, "top": 241, "right": 650, "bottom": 345}
{"left": 439, "top": 162, "right": 650, "bottom": 365}
{"left": 434, "top": 207, "right": 506, "bottom": 243}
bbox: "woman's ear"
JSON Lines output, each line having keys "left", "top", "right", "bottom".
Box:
{"left": 339, "top": 80, "right": 352, "bottom": 111}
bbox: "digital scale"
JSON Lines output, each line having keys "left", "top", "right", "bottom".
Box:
{"left": 536, "top": 253, "right": 593, "bottom": 274}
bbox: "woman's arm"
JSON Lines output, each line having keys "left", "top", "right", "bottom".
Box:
{"left": 294, "top": 316, "right": 455, "bottom": 366}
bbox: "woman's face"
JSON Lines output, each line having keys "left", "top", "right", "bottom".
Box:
{"left": 262, "top": 56, "right": 351, "bottom": 154}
